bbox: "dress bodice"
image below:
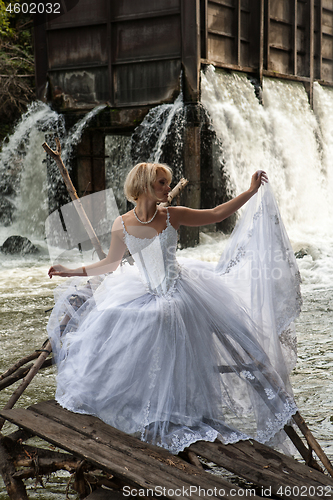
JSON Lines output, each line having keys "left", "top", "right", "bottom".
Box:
{"left": 121, "top": 209, "right": 180, "bottom": 297}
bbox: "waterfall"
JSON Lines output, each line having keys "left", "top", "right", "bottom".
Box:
{"left": 62, "top": 104, "right": 107, "bottom": 163}
{"left": 105, "top": 135, "right": 132, "bottom": 214}
{"left": 0, "top": 102, "right": 65, "bottom": 240}
{"left": 130, "top": 93, "right": 185, "bottom": 182}
{"left": 201, "top": 65, "right": 333, "bottom": 289}
{"left": 0, "top": 102, "right": 107, "bottom": 245}
{"left": 150, "top": 93, "right": 184, "bottom": 163}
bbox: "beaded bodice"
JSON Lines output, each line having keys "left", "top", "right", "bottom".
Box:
{"left": 121, "top": 209, "right": 180, "bottom": 297}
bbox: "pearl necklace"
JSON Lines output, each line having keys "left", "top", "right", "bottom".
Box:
{"left": 133, "top": 206, "right": 158, "bottom": 224}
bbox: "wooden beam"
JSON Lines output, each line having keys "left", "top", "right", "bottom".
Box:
{"left": 259, "top": 0, "right": 264, "bottom": 83}
{"left": 293, "top": 411, "right": 333, "bottom": 477}
{"left": 107, "top": 1, "right": 113, "bottom": 105}
{"left": 293, "top": 0, "right": 298, "bottom": 75}
{"left": 266, "top": 0, "right": 270, "bottom": 70}
{"left": 309, "top": 0, "right": 315, "bottom": 103}
{"left": 236, "top": 0, "right": 241, "bottom": 66}
{"left": 181, "top": 0, "right": 200, "bottom": 102}
{"left": 0, "top": 402, "right": 263, "bottom": 500}
{"left": 319, "top": 0, "right": 323, "bottom": 80}
{"left": 190, "top": 439, "right": 333, "bottom": 500}
{"left": 200, "top": 0, "right": 208, "bottom": 60}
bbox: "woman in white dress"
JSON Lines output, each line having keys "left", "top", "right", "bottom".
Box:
{"left": 48, "top": 163, "right": 301, "bottom": 454}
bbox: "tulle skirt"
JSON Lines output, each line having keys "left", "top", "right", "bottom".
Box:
{"left": 48, "top": 184, "right": 301, "bottom": 454}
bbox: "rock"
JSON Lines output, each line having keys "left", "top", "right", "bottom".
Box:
{"left": 0, "top": 235, "right": 40, "bottom": 255}
{"left": 0, "top": 196, "right": 16, "bottom": 226}
{"left": 295, "top": 248, "right": 308, "bottom": 259}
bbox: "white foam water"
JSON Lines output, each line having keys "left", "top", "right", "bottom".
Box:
{"left": 0, "top": 102, "right": 108, "bottom": 249}
{"left": 200, "top": 66, "right": 333, "bottom": 292}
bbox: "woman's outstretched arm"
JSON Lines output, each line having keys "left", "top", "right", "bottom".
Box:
{"left": 48, "top": 216, "right": 126, "bottom": 278}
{"left": 170, "top": 170, "right": 268, "bottom": 228}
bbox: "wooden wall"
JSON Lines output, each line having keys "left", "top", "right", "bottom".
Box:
{"left": 34, "top": 0, "right": 333, "bottom": 110}
{"left": 201, "top": 0, "right": 333, "bottom": 88}
{"left": 35, "top": 0, "right": 200, "bottom": 108}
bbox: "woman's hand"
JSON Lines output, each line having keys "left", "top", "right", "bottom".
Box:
{"left": 249, "top": 170, "right": 268, "bottom": 194}
{"left": 48, "top": 264, "right": 73, "bottom": 279}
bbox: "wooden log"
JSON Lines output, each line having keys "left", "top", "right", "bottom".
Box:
{"left": 189, "top": 439, "right": 333, "bottom": 500}
{"left": 284, "top": 423, "right": 323, "bottom": 472}
{"left": 0, "top": 351, "right": 41, "bottom": 382}
{"left": 293, "top": 411, "right": 333, "bottom": 477}
{"left": 0, "top": 358, "right": 53, "bottom": 392}
{"left": 0, "top": 436, "right": 28, "bottom": 500}
{"left": 180, "top": 450, "right": 203, "bottom": 469}
{"left": 43, "top": 138, "right": 106, "bottom": 261}
{"left": 1, "top": 402, "right": 263, "bottom": 500}
{"left": 0, "top": 340, "right": 52, "bottom": 431}
{"left": 159, "top": 178, "right": 189, "bottom": 207}
{"left": 4, "top": 428, "right": 33, "bottom": 444}
{"left": 84, "top": 488, "right": 124, "bottom": 500}
{"left": 12, "top": 458, "right": 82, "bottom": 479}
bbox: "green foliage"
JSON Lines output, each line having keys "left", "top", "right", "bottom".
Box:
{"left": 0, "top": 0, "right": 35, "bottom": 144}
{"left": 0, "top": 0, "right": 14, "bottom": 37}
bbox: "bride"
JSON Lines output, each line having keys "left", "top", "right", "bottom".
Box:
{"left": 47, "top": 162, "right": 301, "bottom": 454}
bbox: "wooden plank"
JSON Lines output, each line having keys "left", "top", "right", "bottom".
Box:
{"left": 0, "top": 403, "right": 262, "bottom": 500}
{"left": 293, "top": 0, "right": 297, "bottom": 74}
{"left": 85, "top": 488, "right": 123, "bottom": 500}
{"left": 259, "top": 0, "right": 264, "bottom": 83}
{"left": 190, "top": 440, "right": 333, "bottom": 500}
{"left": 320, "top": 0, "right": 323, "bottom": 79}
{"left": 236, "top": 0, "right": 241, "bottom": 65}
{"left": 181, "top": 0, "right": 200, "bottom": 101}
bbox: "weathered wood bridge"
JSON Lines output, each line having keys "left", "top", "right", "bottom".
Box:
{"left": 1, "top": 400, "right": 333, "bottom": 500}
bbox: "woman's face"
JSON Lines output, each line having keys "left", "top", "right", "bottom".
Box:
{"left": 152, "top": 171, "right": 171, "bottom": 202}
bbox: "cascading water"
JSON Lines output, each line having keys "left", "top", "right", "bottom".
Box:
{"left": 130, "top": 92, "right": 185, "bottom": 181}
{"left": 0, "top": 101, "right": 65, "bottom": 240}
{"left": 200, "top": 66, "right": 333, "bottom": 287}
{"left": 104, "top": 94, "right": 185, "bottom": 214}
{"left": 0, "top": 102, "right": 108, "bottom": 249}
{"left": 196, "top": 66, "right": 333, "bottom": 457}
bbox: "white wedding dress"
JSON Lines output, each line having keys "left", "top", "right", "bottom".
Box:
{"left": 48, "top": 183, "right": 301, "bottom": 454}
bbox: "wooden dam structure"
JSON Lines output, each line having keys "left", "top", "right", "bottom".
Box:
{"left": 33, "top": 0, "right": 333, "bottom": 247}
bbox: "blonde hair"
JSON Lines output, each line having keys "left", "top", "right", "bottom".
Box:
{"left": 124, "top": 162, "right": 172, "bottom": 203}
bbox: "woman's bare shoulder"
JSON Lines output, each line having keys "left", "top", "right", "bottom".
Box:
{"left": 167, "top": 205, "right": 185, "bottom": 229}
{"left": 115, "top": 210, "right": 133, "bottom": 226}
{"left": 112, "top": 215, "right": 125, "bottom": 231}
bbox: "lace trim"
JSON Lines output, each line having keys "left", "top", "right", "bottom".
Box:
{"left": 223, "top": 201, "right": 264, "bottom": 273}
{"left": 256, "top": 399, "right": 297, "bottom": 444}
{"left": 222, "top": 245, "right": 246, "bottom": 275}
{"left": 57, "top": 393, "right": 297, "bottom": 454}
{"left": 156, "top": 429, "right": 219, "bottom": 455}
{"left": 121, "top": 207, "right": 171, "bottom": 243}
{"left": 279, "top": 326, "right": 297, "bottom": 354}
{"left": 141, "top": 401, "right": 151, "bottom": 441}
